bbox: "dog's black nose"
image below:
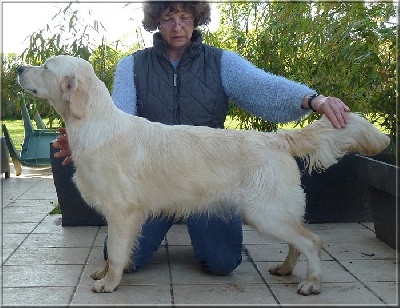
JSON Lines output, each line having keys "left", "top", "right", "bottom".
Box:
{"left": 17, "top": 67, "right": 24, "bottom": 74}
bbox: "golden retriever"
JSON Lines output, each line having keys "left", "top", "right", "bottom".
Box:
{"left": 17, "top": 55, "right": 390, "bottom": 295}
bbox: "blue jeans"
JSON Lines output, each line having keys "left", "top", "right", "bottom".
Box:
{"left": 103, "top": 213, "right": 243, "bottom": 275}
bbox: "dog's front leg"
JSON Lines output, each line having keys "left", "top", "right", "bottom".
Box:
{"left": 91, "top": 211, "right": 144, "bottom": 293}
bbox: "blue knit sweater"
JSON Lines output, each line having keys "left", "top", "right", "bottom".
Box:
{"left": 112, "top": 48, "right": 315, "bottom": 124}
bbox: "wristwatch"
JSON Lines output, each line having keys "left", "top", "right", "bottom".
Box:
{"left": 301, "top": 94, "right": 320, "bottom": 112}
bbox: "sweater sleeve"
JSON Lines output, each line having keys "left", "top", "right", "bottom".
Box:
{"left": 111, "top": 55, "right": 137, "bottom": 116}
{"left": 221, "top": 50, "right": 315, "bottom": 123}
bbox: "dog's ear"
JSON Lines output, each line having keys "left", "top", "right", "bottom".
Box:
{"left": 61, "top": 75, "right": 86, "bottom": 119}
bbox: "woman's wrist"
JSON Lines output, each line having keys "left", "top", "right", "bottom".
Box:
{"left": 301, "top": 93, "right": 322, "bottom": 111}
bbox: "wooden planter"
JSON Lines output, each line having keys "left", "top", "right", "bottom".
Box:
{"left": 50, "top": 142, "right": 107, "bottom": 226}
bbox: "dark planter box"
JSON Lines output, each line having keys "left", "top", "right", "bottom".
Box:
{"left": 1, "top": 137, "right": 10, "bottom": 178}
{"left": 50, "top": 142, "right": 107, "bottom": 226}
{"left": 298, "top": 154, "right": 373, "bottom": 223}
{"left": 356, "top": 154, "right": 398, "bottom": 251}
{"left": 299, "top": 147, "right": 398, "bottom": 251}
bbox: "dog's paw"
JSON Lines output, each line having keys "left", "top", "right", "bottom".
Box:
{"left": 297, "top": 279, "right": 321, "bottom": 295}
{"left": 90, "top": 268, "right": 107, "bottom": 280}
{"left": 91, "top": 278, "right": 118, "bottom": 293}
{"left": 268, "top": 263, "right": 293, "bottom": 276}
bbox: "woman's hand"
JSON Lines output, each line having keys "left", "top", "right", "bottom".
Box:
{"left": 303, "top": 95, "right": 351, "bottom": 128}
{"left": 52, "top": 128, "right": 73, "bottom": 165}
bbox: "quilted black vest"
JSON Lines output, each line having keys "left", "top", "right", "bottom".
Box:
{"left": 133, "top": 30, "right": 229, "bottom": 128}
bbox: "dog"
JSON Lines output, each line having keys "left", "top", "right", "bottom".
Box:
{"left": 17, "top": 55, "right": 390, "bottom": 295}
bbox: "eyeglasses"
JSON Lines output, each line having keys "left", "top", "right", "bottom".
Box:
{"left": 159, "top": 18, "right": 194, "bottom": 29}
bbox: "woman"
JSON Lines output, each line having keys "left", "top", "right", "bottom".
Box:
{"left": 54, "top": 1, "right": 349, "bottom": 276}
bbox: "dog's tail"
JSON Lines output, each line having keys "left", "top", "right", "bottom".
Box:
{"left": 277, "top": 112, "right": 391, "bottom": 173}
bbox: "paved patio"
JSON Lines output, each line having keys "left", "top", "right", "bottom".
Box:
{"left": 1, "top": 164, "right": 398, "bottom": 306}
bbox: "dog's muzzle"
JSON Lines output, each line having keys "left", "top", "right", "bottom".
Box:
{"left": 17, "top": 67, "right": 38, "bottom": 95}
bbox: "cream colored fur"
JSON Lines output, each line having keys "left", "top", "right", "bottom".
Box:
{"left": 17, "top": 55, "right": 390, "bottom": 296}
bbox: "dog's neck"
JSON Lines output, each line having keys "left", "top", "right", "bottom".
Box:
{"left": 64, "top": 85, "right": 133, "bottom": 165}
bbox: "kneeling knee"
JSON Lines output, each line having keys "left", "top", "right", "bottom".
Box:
{"left": 201, "top": 256, "right": 242, "bottom": 276}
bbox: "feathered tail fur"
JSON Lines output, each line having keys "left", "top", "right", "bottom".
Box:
{"left": 278, "top": 113, "right": 391, "bottom": 173}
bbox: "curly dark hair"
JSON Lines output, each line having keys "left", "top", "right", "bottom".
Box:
{"left": 142, "top": 1, "right": 211, "bottom": 31}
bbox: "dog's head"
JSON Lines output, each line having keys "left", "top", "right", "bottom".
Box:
{"left": 17, "top": 55, "right": 95, "bottom": 120}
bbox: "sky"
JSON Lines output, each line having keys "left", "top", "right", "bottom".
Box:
{"left": 1, "top": 1, "right": 219, "bottom": 54}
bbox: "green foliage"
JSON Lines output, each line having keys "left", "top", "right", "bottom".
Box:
{"left": 1, "top": 53, "right": 24, "bottom": 118}
{"left": 49, "top": 202, "right": 61, "bottom": 215}
{"left": 90, "top": 42, "right": 125, "bottom": 94}
{"left": 2, "top": 2, "right": 145, "bottom": 125}
{"left": 203, "top": 1, "right": 397, "bottom": 146}
{"left": 21, "top": 3, "right": 101, "bottom": 64}
{"left": 11, "top": 3, "right": 129, "bottom": 126}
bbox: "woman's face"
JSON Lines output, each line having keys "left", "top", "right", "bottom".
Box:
{"left": 158, "top": 6, "right": 195, "bottom": 52}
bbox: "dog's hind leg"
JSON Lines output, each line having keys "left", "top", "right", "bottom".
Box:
{"left": 91, "top": 259, "right": 109, "bottom": 280}
{"left": 245, "top": 211, "right": 322, "bottom": 295}
{"left": 91, "top": 209, "right": 145, "bottom": 293}
{"left": 268, "top": 244, "right": 300, "bottom": 276}
{"left": 294, "top": 229, "right": 322, "bottom": 295}
{"left": 275, "top": 222, "right": 321, "bottom": 295}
